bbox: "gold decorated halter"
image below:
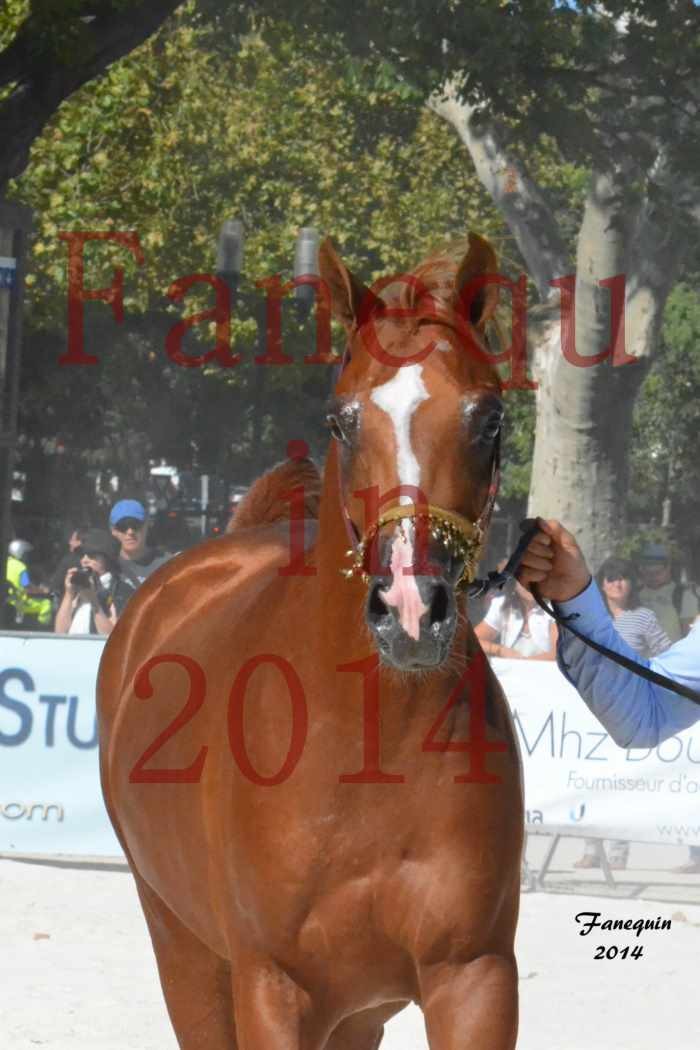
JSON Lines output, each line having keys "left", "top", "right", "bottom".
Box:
{"left": 340, "top": 502, "right": 486, "bottom": 589}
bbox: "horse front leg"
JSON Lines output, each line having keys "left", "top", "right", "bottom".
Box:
{"left": 420, "top": 954, "right": 519, "bottom": 1050}
{"left": 232, "top": 953, "right": 328, "bottom": 1050}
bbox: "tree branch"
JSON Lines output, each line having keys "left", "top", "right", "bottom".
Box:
{"left": 0, "top": 0, "right": 182, "bottom": 193}
{"left": 427, "top": 83, "right": 569, "bottom": 300}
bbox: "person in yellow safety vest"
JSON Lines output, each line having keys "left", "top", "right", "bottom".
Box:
{"left": 5, "top": 539, "right": 52, "bottom": 627}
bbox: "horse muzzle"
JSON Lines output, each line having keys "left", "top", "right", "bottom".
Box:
{"left": 365, "top": 570, "right": 459, "bottom": 671}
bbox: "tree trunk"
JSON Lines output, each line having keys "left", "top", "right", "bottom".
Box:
{"left": 428, "top": 91, "right": 686, "bottom": 567}
{"left": 526, "top": 312, "right": 650, "bottom": 567}
{"left": 527, "top": 169, "right": 684, "bottom": 566}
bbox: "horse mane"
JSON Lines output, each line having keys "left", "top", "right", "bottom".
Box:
{"left": 226, "top": 457, "right": 321, "bottom": 533}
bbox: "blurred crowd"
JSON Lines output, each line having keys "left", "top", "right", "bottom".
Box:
{"left": 3, "top": 499, "right": 174, "bottom": 637}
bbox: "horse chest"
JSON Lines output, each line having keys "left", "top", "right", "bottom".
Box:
{"left": 220, "top": 785, "right": 518, "bottom": 965}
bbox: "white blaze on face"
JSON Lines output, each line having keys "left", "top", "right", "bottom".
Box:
{"left": 370, "top": 365, "right": 430, "bottom": 640}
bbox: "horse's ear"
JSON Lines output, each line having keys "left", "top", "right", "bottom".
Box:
{"left": 319, "top": 238, "right": 380, "bottom": 331}
{"left": 454, "top": 232, "right": 499, "bottom": 331}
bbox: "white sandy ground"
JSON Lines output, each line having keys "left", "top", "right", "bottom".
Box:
{"left": 2, "top": 850, "right": 699, "bottom": 1050}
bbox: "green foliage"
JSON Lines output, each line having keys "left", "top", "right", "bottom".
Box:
{"left": 253, "top": 0, "right": 700, "bottom": 183}
{"left": 9, "top": 13, "right": 514, "bottom": 497}
{"left": 500, "top": 387, "right": 535, "bottom": 503}
{"left": 624, "top": 280, "right": 700, "bottom": 571}
{"left": 0, "top": 0, "right": 28, "bottom": 102}
{"left": 6, "top": 1, "right": 686, "bottom": 540}
{"left": 630, "top": 282, "right": 700, "bottom": 529}
{"left": 11, "top": 12, "right": 507, "bottom": 320}
{"left": 0, "top": 0, "right": 28, "bottom": 46}
{"left": 614, "top": 526, "right": 681, "bottom": 566}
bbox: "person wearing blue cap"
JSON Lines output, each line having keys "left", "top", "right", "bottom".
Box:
{"left": 109, "top": 498, "right": 172, "bottom": 588}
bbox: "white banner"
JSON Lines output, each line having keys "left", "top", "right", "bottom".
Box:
{"left": 1, "top": 635, "right": 699, "bottom": 856}
{"left": 0, "top": 632, "right": 120, "bottom": 855}
{"left": 497, "top": 659, "right": 700, "bottom": 845}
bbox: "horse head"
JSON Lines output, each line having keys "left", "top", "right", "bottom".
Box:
{"left": 319, "top": 233, "right": 503, "bottom": 673}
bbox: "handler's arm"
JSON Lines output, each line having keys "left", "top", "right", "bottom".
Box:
{"left": 517, "top": 519, "right": 700, "bottom": 748}
{"left": 556, "top": 581, "right": 700, "bottom": 747}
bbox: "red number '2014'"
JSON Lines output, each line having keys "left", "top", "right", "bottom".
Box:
{"left": 128, "top": 650, "right": 501, "bottom": 785}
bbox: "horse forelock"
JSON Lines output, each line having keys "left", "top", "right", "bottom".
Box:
{"left": 387, "top": 241, "right": 468, "bottom": 313}
{"left": 348, "top": 240, "right": 496, "bottom": 372}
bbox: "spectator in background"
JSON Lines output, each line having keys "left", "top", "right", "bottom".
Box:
{"left": 4, "top": 539, "right": 52, "bottom": 629}
{"left": 475, "top": 575, "right": 557, "bottom": 660}
{"left": 48, "top": 524, "right": 89, "bottom": 600}
{"left": 54, "top": 529, "right": 131, "bottom": 635}
{"left": 576, "top": 557, "right": 673, "bottom": 871}
{"left": 637, "top": 543, "right": 699, "bottom": 643}
{"left": 598, "top": 556, "right": 672, "bottom": 657}
{"left": 109, "top": 499, "right": 172, "bottom": 589}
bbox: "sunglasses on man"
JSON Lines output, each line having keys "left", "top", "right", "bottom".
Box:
{"left": 604, "top": 573, "right": 629, "bottom": 582}
{"left": 114, "top": 517, "right": 145, "bottom": 532}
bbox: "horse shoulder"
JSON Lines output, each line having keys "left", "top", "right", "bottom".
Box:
{"left": 98, "top": 525, "right": 315, "bottom": 726}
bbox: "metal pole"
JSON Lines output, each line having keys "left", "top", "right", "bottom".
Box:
{"left": 200, "top": 473, "right": 209, "bottom": 539}
{"left": 0, "top": 200, "right": 32, "bottom": 629}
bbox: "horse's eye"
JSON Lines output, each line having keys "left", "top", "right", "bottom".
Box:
{"left": 482, "top": 409, "right": 503, "bottom": 442}
{"left": 326, "top": 414, "right": 348, "bottom": 443}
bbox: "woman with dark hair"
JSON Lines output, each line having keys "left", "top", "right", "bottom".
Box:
{"left": 596, "top": 556, "right": 672, "bottom": 659}
{"left": 576, "top": 556, "right": 672, "bottom": 871}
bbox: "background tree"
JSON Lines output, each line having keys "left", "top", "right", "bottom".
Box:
{"left": 0, "top": 0, "right": 188, "bottom": 195}
{"left": 254, "top": 0, "right": 700, "bottom": 567}
{"left": 627, "top": 281, "right": 700, "bottom": 574}
{"left": 8, "top": 1, "right": 698, "bottom": 575}
{"left": 10, "top": 11, "right": 523, "bottom": 551}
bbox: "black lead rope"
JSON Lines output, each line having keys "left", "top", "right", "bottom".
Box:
{"left": 469, "top": 521, "right": 700, "bottom": 708}
{"left": 467, "top": 519, "right": 541, "bottom": 599}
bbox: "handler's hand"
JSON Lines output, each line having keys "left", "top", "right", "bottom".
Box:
{"left": 516, "top": 518, "right": 591, "bottom": 603}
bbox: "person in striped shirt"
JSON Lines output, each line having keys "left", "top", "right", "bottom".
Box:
{"left": 597, "top": 556, "right": 672, "bottom": 660}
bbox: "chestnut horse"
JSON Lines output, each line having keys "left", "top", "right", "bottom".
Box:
{"left": 98, "top": 232, "right": 523, "bottom": 1050}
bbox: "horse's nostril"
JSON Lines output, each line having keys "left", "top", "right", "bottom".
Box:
{"left": 368, "top": 582, "right": 390, "bottom": 619}
{"left": 429, "top": 583, "right": 449, "bottom": 625}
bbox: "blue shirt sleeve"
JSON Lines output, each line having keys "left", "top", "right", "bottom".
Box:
{"left": 555, "top": 580, "right": 700, "bottom": 748}
{"left": 19, "top": 569, "right": 30, "bottom": 588}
